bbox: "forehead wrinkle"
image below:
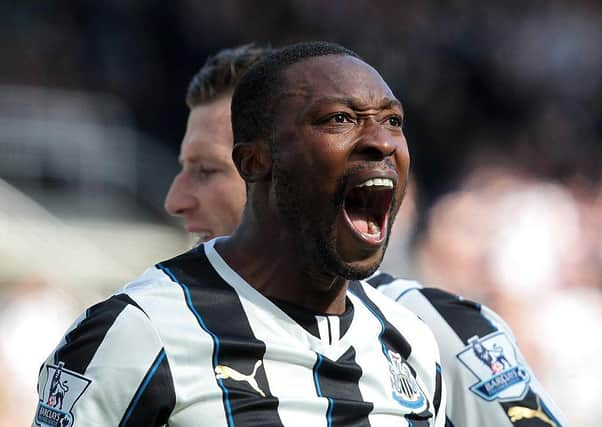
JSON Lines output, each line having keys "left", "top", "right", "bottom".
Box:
{"left": 277, "top": 56, "right": 403, "bottom": 121}
{"left": 306, "top": 95, "right": 403, "bottom": 113}
{"left": 279, "top": 87, "right": 311, "bottom": 99}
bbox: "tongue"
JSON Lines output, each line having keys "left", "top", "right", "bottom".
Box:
{"left": 349, "top": 213, "right": 369, "bottom": 234}
{"left": 348, "top": 211, "right": 380, "bottom": 236}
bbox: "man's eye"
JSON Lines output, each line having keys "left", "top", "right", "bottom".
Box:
{"left": 195, "top": 168, "right": 217, "bottom": 180}
{"left": 330, "top": 113, "right": 351, "bottom": 124}
{"left": 387, "top": 116, "right": 403, "bottom": 127}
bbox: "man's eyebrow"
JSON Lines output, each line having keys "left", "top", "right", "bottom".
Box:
{"left": 312, "top": 96, "right": 404, "bottom": 113}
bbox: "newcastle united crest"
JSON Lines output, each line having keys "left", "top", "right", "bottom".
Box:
{"left": 387, "top": 349, "right": 428, "bottom": 412}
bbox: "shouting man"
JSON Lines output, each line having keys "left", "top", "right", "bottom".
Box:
{"left": 165, "top": 44, "right": 566, "bottom": 426}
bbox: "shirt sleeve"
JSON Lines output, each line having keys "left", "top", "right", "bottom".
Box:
{"left": 477, "top": 304, "right": 568, "bottom": 426}
{"left": 373, "top": 273, "right": 567, "bottom": 427}
{"left": 32, "top": 294, "right": 175, "bottom": 427}
{"left": 402, "top": 286, "right": 567, "bottom": 426}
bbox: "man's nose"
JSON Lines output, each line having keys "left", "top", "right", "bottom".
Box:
{"left": 350, "top": 119, "right": 398, "bottom": 161}
{"left": 165, "top": 172, "right": 197, "bottom": 216}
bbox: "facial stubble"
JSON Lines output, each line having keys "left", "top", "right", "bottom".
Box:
{"left": 272, "top": 157, "right": 404, "bottom": 280}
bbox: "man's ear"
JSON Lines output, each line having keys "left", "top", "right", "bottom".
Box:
{"left": 232, "top": 141, "right": 272, "bottom": 182}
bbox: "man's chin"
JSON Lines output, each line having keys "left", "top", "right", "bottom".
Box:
{"left": 335, "top": 237, "right": 389, "bottom": 279}
{"left": 320, "top": 248, "right": 385, "bottom": 281}
{"left": 189, "top": 231, "right": 213, "bottom": 248}
{"left": 315, "top": 230, "right": 388, "bottom": 281}
{"left": 336, "top": 259, "right": 382, "bottom": 280}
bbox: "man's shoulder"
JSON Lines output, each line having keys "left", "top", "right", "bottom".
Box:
{"left": 367, "top": 271, "right": 424, "bottom": 300}
{"left": 55, "top": 260, "right": 197, "bottom": 363}
{"left": 351, "top": 278, "right": 424, "bottom": 324}
{"left": 367, "top": 271, "right": 505, "bottom": 358}
{"left": 367, "top": 271, "right": 483, "bottom": 322}
{"left": 119, "top": 264, "right": 180, "bottom": 297}
{"left": 118, "top": 246, "right": 212, "bottom": 299}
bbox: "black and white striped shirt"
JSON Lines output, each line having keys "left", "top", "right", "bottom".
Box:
{"left": 34, "top": 239, "right": 445, "bottom": 426}
{"left": 369, "top": 272, "right": 567, "bottom": 427}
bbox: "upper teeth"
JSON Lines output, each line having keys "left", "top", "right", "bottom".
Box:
{"left": 356, "top": 178, "right": 394, "bottom": 188}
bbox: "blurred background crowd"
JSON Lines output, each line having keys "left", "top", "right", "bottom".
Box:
{"left": 0, "top": 1, "right": 600, "bottom": 425}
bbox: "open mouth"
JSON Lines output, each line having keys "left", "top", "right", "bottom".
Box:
{"left": 343, "top": 177, "right": 394, "bottom": 245}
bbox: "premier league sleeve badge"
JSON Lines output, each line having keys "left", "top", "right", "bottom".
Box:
{"left": 35, "top": 362, "right": 92, "bottom": 427}
{"left": 456, "top": 332, "right": 531, "bottom": 401}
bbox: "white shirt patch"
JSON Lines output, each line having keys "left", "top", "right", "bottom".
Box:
{"left": 456, "top": 331, "right": 530, "bottom": 401}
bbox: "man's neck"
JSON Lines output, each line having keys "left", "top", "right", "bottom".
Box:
{"left": 214, "top": 221, "right": 349, "bottom": 315}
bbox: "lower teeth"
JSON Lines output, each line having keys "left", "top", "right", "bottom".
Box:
{"left": 367, "top": 220, "right": 380, "bottom": 235}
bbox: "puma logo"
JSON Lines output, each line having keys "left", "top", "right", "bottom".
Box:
{"left": 507, "top": 397, "right": 556, "bottom": 427}
{"left": 215, "top": 360, "right": 266, "bottom": 397}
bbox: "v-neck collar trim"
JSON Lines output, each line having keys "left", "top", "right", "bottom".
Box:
{"left": 268, "top": 296, "right": 354, "bottom": 343}
{"left": 203, "top": 237, "right": 357, "bottom": 351}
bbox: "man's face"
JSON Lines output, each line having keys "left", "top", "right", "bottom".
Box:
{"left": 165, "top": 95, "right": 246, "bottom": 243}
{"left": 270, "top": 54, "right": 410, "bottom": 279}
